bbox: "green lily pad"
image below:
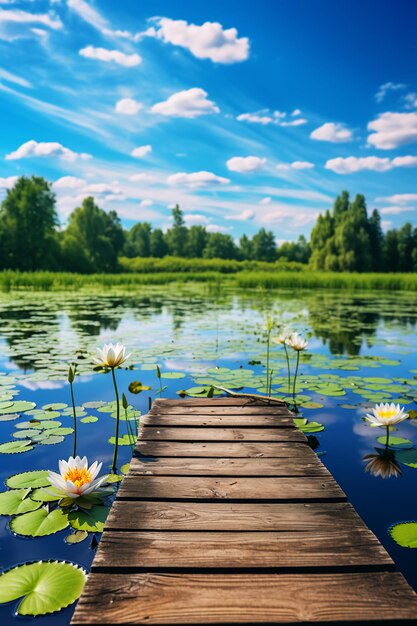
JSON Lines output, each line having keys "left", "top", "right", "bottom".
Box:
{"left": 0, "top": 401, "right": 36, "bottom": 415}
{"left": 108, "top": 433, "right": 136, "bottom": 446}
{"left": 80, "top": 415, "right": 98, "bottom": 423}
{"left": 390, "top": 522, "right": 417, "bottom": 548}
{"left": 68, "top": 505, "right": 109, "bottom": 533}
{"left": 0, "top": 440, "right": 34, "bottom": 454}
{"left": 65, "top": 530, "right": 89, "bottom": 544}
{"left": 6, "top": 470, "right": 50, "bottom": 489}
{"left": 42, "top": 403, "right": 68, "bottom": 410}
{"left": 30, "top": 488, "right": 62, "bottom": 502}
{"left": 10, "top": 507, "right": 69, "bottom": 536}
{"left": 0, "top": 489, "right": 42, "bottom": 515}
{"left": 82, "top": 401, "right": 105, "bottom": 408}
{"left": 376, "top": 436, "right": 414, "bottom": 449}
{"left": 160, "top": 372, "right": 186, "bottom": 379}
{"left": 396, "top": 449, "right": 417, "bottom": 468}
{"left": 0, "top": 561, "right": 86, "bottom": 615}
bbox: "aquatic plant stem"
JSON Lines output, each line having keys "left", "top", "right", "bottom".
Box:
{"left": 266, "top": 329, "right": 271, "bottom": 404}
{"left": 69, "top": 380, "right": 77, "bottom": 458}
{"left": 284, "top": 344, "right": 291, "bottom": 394}
{"left": 111, "top": 367, "right": 120, "bottom": 473}
{"left": 386, "top": 425, "right": 390, "bottom": 448}
{"left": 292, "top": 351, "right": 300, "bottom": 401}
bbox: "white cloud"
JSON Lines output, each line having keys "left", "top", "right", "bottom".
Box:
{"left": 207, "top": 224, "right": 231, "bottom": 233}
{"left": 167, "top": 171, "right": 230, "bottom": 188}
{"left": 115, "top": 98, "right": 142, "bottom": 115}
{"left": 260, "top": 207, "right": 319, "bottom": 225}
{"left": 237, "top": 112, "right": 273, "bottom": 125}
{"left": 139, "top": 198, "right": 153, "bottom": 208}
{"left": 259, "top": 197, "right": 271, "bottom": 205}
{"left": 367, "top": 112, "right": 417, "bottom": 149}
{"left": 130, "top": 173, "right": 155, "bottom": 183}
{"left": 79, "top": 46, "right": 142, "bottom": 67}
{"left": 291, "top": 109, "right": 301, "bottom": 116}
{"left": 0, "top": 175, "right": 18, "bottom": 188}
{"left": 276, "top": 161, "right": 314, "bottom": 171}
{"left": 67, "top": 0, "right": 107, "bottom": 33}
{"left": 185, "top": 213, "right": 211, "bottom": 225}
{"left": 0, "top": 8, "right": 62, "bottom": 40}
{"left": 131, "top": 145, "right": 152, "bottom": 158}
{"left": 0, "top": 67, "right": 31, "bottom": 87}
{"left": 151, "top": 88, "right": 219, "bottom": 118}
{"left": 375, "top": 82, "right": 405, "bottom": 103}
{"left": 405, "top": 93, "right": 417, "bottom": 109}
{"left": 53, "top": 176, "right": 86, "bottom": 189}
{"left": 377, "top": 193, "right": 417, "bottom": 205}
{"left": 228, "top": 209, "right": 255, "bottom": 220}
{"left": 226, "top": 156, "right": 266, "bottom": 173}
{"left": 280, "top": 118, "right": 307, "bottom": 127}
{"left": 6, "top": 140, "right": 91, "bottom": 161}
{"left": 236, "top": 109, "right": 306, "bottom": 126}
{"left": 85, "top": 182, "right": 123, "bottom": 195}
{"left": 310, "top": 122, "right": 352, "bottom": 143}
{"left": 325, "top": 155, "right": 417, "bottom": 174}
{"left": 148, "top": 17, "right": 249, "bottom": 63}
{"left": 379, "top": 205, "right": 416, "bottom": 215}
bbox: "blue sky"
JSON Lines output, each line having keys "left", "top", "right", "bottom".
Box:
{"left": 0, "top": 0, "right": 417, "bottom": 240}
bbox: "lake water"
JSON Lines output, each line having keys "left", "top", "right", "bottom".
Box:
{"left": 1, "top": 284, "right": 417, "bottom": 624}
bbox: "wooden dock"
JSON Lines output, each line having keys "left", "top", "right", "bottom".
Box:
{"left": 72, "top": 397, "right": 417, "bottom": 625}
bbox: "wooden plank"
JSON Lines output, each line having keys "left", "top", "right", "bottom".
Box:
{"left": 128, "top": 456, "right": 330, "bottom": 477}
{"left": 136, "top": 441, "right": 312, "bottom": 458}
{"left": 139, "top": 427, "right": 306, "bottom": 442}
{"left": 150, "top": 406, "right": 289, "bottom": 415}
{"left": 140, "top": 414, "right": 295, "bottom": 426}
{"left": 72, "top": 572, "right": 417, "bottom": 625}
{"left": 152, "top": 398, "right": 283, "bottom": 407}
{"left": 93, "top": 530, "right": 393, "bottom": 570}
{"left": 105, "top": 501, "right": 362, "bottom": 531}
{"left": 117, "top": 476, "right": 345, "bottom": 501}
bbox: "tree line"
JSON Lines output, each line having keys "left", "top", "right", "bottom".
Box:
{"left": 0, "top": 176, "right": 415, "bottom": 273}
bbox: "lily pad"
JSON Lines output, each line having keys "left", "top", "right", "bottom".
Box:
{"left": 0, "top": 560, "right": 86, "bottom": 615}
{"left": 10, "top": 507, "right": 69, "bottom": 536}
{"left": 65, "top": 530, "right": 89, "bottom": 544}
{"left": 0, "top": 489, "right": 42, "bottom": 515}
{"left": 396, "top": 449, "right": 417, "bottom": 468}
{"left": 376, "top": 436, "right": 414, "bottom": 449}
{"left": 0, "top": 440, "right": 34, "bottom": 454}
{"left": 6, "top": 470, "right": 50, "bottom": 489}
{"left": 68, "top": 505, "right": 109, "bottom": 533}
{"left": 390, "top": 522, "right": 417, "bottom": 548}
{"left": 80, "top": 416, "right": 98, "bottom": 423}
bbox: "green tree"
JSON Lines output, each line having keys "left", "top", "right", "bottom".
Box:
{"left": 124, "top": 222, "right": 152, "bottom": 257}
{"left": 277, "top": 235, "right": 311, "bottom": 263}
{"left": 61, "top": 197, "right": 124, "bottom": 272}
{"left": 186, "top": 225, "right": 207, "bottom": 258}
{"left": 0, "top": 176, "right": 59, "bottom": 270}
{"left": 251, "top": 228, "right": 277, "bottom": 262}
{"left": 150, "top": 228, "right": 168, "bottom": 257}
{"left": 203, "top": 233, "right": 238, "bottom": 259}
{"left": 239, "top": 234, "right": 253, "bottom": 260}
{"left": 165, "top": 205, "right": 188, "bottom": 256}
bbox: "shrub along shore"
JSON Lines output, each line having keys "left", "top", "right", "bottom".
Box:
{"left": 1, "top": 268, "right": 417, "bottom": 292}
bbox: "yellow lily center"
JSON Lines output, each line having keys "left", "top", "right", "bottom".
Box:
{"left": 64, "top": 467, "right": 92, "bottom": 488}
{"left": 376, "top": 408, "right": 397, "bottom": 420}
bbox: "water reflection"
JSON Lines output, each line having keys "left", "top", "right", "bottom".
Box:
{"left": 363, "top": 446, "right": 402, "bottom": 479}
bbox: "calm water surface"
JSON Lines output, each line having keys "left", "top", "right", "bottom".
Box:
{"left": 1, "top": 285, "right": 417, "bottom": 624}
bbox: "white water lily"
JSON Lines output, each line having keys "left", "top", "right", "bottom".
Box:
{"left": 365, "top": 403, "right": 409, "bottom": 427}
{"left": 48, "top": 456, "right": 108, "bottom": 499}
{"left": 287, "top": 332, "right": 308, "bottom": 351}
{"left": 272, "top": 332, "right": 291, "bottom": 345}
{"left": 93, "top": 342, "right": 130, "bottom": 369}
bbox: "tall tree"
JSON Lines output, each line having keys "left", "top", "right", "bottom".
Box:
{"left": 186, "top": 225, "right": 207, "bottom": 258}
{"left": 150, "top": 228, "right": 168, "bottom": 257}
{"left": 165, "top": 205, "right": 188, "bottom": 256}
{"left": 203, "top": 233, "right": 238, "bottom": 259}
{"left": 124, "top": 222, "right": 152, "bottom": 257}
{"left": 251, "top": 228, "right": 277, "bottom": 262}
{"left": 0, "top": 176, "right": 59, "bottom": 270}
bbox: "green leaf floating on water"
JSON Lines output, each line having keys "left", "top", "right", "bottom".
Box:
{"left": 0, "top": 560, "right": 86, "bottom": 616}
{"left": 65, "top": 530, "right": 89, "bottom": 544}
{"left": 396, "top": 449, "right": 417, "bottom": 468}
{"left": 376, "top": 436, "right": 414, "bottom": 449}
{"left": 6, "top": 470, "right": 50, "bottom": 489}
{"left": 293, "top": 418, "right": 325, "bottom": 433}
{"left": 42, "top": 403, "right": 68, "bottom": 410}
{"left": 0, "top": 401, "right": 36, "bottom": 415}
{"left": 160, "top": 372, "right": 186, "bottom": 379}
{"left": 30, "top": 488, "right": 62, "bottom": 503}
{"left": 390, "top": 522, "right": 417, "bottom": 548}
{"left": 108, "top": 433, "right": 136, "bottom": 446}
{"left": 80, "top": 415, "right": 98, "bottom": 423}
{"left": 0, "top": 440, "right": 34, "bottom": 454}
{"left": 68, "top": 505, "right": 109, "bottom": 532}
{"left": 10, "top": 507, "right": 69, "bottom": 536}
{"left": 0, "top": 489, "right": 42, "bottom": 515}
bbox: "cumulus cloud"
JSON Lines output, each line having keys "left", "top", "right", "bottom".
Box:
{"left": 310, "top": 122, "right": 353, "bottom": 143}
{"left": 167, "top": 171, "right": 230, "bottom": 188}
{"left": 260, "top": 206, "right": 319, "bottom": 225}
{"left": 0, "top": 175, "right": 18, "bottom": 188}
{"left": 53, "top": 176, "right": 86, "bottom": 189}
{"left": 115, "top": 98, "right": 142, "bottom": 115}
{"left": 130, "top": 173, "right": 156, "bottom": 182}
{"left": 276, "top": 161, "right": 314, "bottom": 171}
{"left": 184, "top": 213, "right": 211, "bottom": 225}
{"left": 207, "top": 224, "right": 231, "bottom": 233}
{"left": 147, "top": 17, "right": 249, "bottom": 63}
{"left": 377, "top": 193, "right": 417, "bottom": 204}
{"left": 228, "top": 209, "right": 255, "bottom": 220}
{"left": 131, "top": 145, "right": 152, "bottom": 158}
{"left": 0, "top": 8, "right": 62, "bottom": 40}
{"left": 6, "top": 140, "right": 91, "bottom": 161}
{"left": 151, "top": 88, "right": 219, "bottom": 118}
{"left": 79, "top": 46, "right": 142, "bottom": 67}
{"left": 226, "top": 156, "right": 266, "bottom": 173}
{"left": 237, "top": 109, "right": 306, "bottom": 126}
{"left": 325, "top": 155, "right": 417, "bottom": 174}
{"left": 367, "top": 112, "right": 417, "bottom": 149}
{"left": 375, "top": 82, "right": 405, "bottom": 103}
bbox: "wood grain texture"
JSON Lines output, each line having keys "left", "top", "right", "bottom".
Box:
{"left": 152, "top": 398, "right": 284, "bottom": 407}
{"left": 128, "top": 456, "right": 330, "bottom": 476}
{"left": 93, "top": 530, "right": 393, "bottom": 570}
{"left": 72, "top": 572, "right": 417, "bottom": 624}
{"left": 150, "top": 406, "right": 289, "bottom": 415}
{"left": 117, "top": 475, "right": 345, "bottom": 501}
{"left": 140, "top": 415, "right": 295, "bottom": 426}
{"left": 135, "top": 441, "right": 312, "bottom": 458}
{"left": 139, "top": 427, "right": 306, "bottom": 442}
{"left": 105, "top": 501, "right": 362, "bottom": 531}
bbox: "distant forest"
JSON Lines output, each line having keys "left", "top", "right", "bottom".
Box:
{"left": 0, "top": 176, "right": 416, "bottom": 273}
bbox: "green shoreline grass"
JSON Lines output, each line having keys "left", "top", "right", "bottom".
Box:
{"left": 1, "top": 269, "right": 417, "bottom": 291}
